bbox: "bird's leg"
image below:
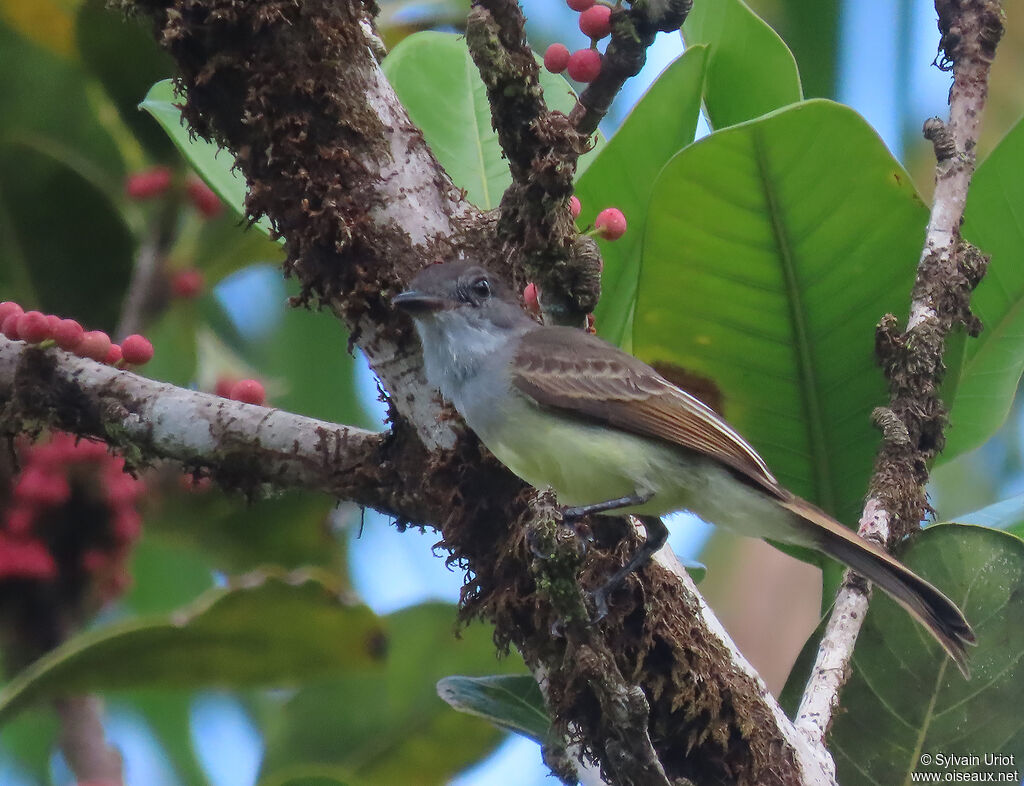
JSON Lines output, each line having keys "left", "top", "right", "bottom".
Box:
{"left": 561, "top": 491, "right": 653, "bottom": 520}
{"left": 591, "top": 515, "right": 669, "bottom": 621}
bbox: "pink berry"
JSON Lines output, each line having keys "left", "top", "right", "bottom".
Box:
{"left": 171, "top": 269, "right": 204, "bottom": 299}
{"left": 569, "top": 195, "right": 581, "bottom": 219}
{"left": 544, "top": 43, "right": 571, "bottom": 74}
{"left": 229, "top": 379, "right": 266, "bottom": 406}
{"left": 0, "top": 302, "right": 23, "bottom": 325}
{"left": 567, "top": 0, "right": 595, "bottom": 10}
{"left": 214, "top": 376, "right": 237, "bottom": 398}
{"left": 567, "top": 49, "right": 602, "bottom": 83}
{"left": 105, "top": 344, "right": 123, "bottom": 365}
{"left": 54, "top": 319, "right": 84, "bottom": 351}
{"left": 186, "top": 175, "right": 223, "bottom": 218}
{"left": 1, "top": 314, "right": 19, "bottom": 340}
{"left": 523, "top": 283, "right": 540, "bottom": 314}
{"left": 579, "top": 5, "right": 612, "bottom": 39}
{"left": 77, "top": 331, "right": 113, "bottom": 362}
{"left": 121, "top": 334, "right": 154, "bottom": 366}
{"left": 594, "top": 207, "right": 627, "bottom": 240}
{"left": 17, "top": 311, "right": 51, "bottom": 344}
{"left": 124, "top": 166, "right": 172, "bottom": 200}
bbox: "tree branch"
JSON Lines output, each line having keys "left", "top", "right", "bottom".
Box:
{"left": 570, "top": 0, "right": 693, "bottom": 136}
{"left": 795, "top": 0, "right": 1003, "bottom": 746}
{"left": 0, "top": 337, "right": 447, "bottom": 523}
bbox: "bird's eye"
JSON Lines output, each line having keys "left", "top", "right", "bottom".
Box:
{"left": 470, "top": 278, "right": 491, "bottom": 299}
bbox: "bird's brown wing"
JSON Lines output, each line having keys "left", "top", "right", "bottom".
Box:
{"left": 510, "top": 327, "right": 784, "bottom": 497}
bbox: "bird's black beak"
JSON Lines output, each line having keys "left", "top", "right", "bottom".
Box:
{"left": 392, "top": 290, "right": 448, "bottom": 314}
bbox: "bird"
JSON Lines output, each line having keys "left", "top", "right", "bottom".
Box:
{"left": 393, "top": 262, "right": 975, "bottom": 675}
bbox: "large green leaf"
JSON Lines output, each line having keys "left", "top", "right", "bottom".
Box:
{"left": 785, "top": 525, "right": 1024, "bottom": 785}
{"left": 942, "top": 116, "right": 1024, "bottom": 461}
{"left": 139, "top": 79, "right": 274, "bottom": 237}
{"left": 437, "top": 674, "right": 549, "bottom": 744}
{"left": 576, "top": 46, "right": 709, "bottom": 348}
{"left": 259, "top": 603, "right": 527, "bottom": 786}
{"left": 682, "top": 0, "right": 802, "bottom": 130}
{"left": 0, "top": 571, "right": 385, "bottom": 725}
{"left": 637, "top": 100, "right": 926, "bottom": 525}
{"left": 753, "top": 0, "right": 838, "bottom": 100}
{"left": 0, "top": 142, "right": 134, "bottom": 331}
{"left": 382, "top": 31, "right": 601, "bottom": 210}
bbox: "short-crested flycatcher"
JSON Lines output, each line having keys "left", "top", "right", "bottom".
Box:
{"left": 394, "top": 263, "right": 975, "bottom": 674}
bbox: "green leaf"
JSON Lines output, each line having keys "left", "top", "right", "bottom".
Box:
{"left": 76, "top": 0, "right": 176, "bottom": 160}
{"left": 194, "top": 211, "right": 285, "bottom": 285}
{"left": 260, "top": 603, "right": 527, "bottom": 786}
{"left": 141, "top": 303, "right": 199, "bottom": 386}
{"left": 637, "top": 100, "right": 926, "bottom": 526}
{"left": 262, "top": 773, "right": 351, "bottom": 786}
{"left": 148, "top": 490, "right": 344, "bottom": 574}
{"left": 765, "top": 0, "right": 838, "bottom": 100}
{"left": 254, "top": 281, "right": 373, "bottom": 428}
{"left": 682, "top": 0, "right": 802, "bottom": 130}
{"left": 437, "top": 674, "right": 549, "bottom": 744}
{"left": 943, "top": 116, "right": 1024, "bottom": 461}
{"left": 787, "top": 525, "right": 1024, "bottom": 785}
{"left": 576, "top": 46, "right": 709, "bottom": 347}
{"left": 382, "top": 31, "right": 601, "bottom": 210}
{"left": 0, "top": 19, "right": 124, "bottom": 187}
{"left": 0, "top": 709, "right": 58, "bottom": 783}
{"left": 0, "top": 142, "right": 134, "bottom": 331}
{"left": 139, "top": 79, "right": 274, "bottom": 237}
{"left": 121, "top": 537, "right": 215, "bottom": 616}
{"left": 0, "top": 571, "right": 385, "bottom": 725}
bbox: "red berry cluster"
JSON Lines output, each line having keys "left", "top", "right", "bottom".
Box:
{"left": 0, "top": 302, "right": 154, "bottom": 367}
{"left": 215, "top": 376, "right": 267, "bottom": 406}
{"left": 2, "top": 432, "right": 145, "bottom": 601}
{"left": 544, "top": 1, "right": 614, "bottom": 83}
{"left": 124, "top": 167, "right": 223, "bottom": 219}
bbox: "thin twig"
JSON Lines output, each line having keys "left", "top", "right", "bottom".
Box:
{"left": 55, "top": 695, "right": 123, "bottom": 784}
{"left": 115, "top": 198, "right": 179, "bottom": 341}
{"left": 569, "top": 0, "right": 693, "bottom": 136}
{"left": 796, "top": 0, "right": 1003, "bottom": 747}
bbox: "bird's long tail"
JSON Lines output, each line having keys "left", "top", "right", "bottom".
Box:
{"left": 779, "top": 498, "right": 977, "bottom": 677}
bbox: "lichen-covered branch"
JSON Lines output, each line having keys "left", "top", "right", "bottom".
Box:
{"left": 0, "top": 337, "right": 442, "bottom": 522}
{"left": 465, "top": 1, "right": 599, "bottom": 326}
{"left": 795, "top": 0, "right": 1003, "bottom": 747}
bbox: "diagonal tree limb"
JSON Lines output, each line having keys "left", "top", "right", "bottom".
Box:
{"left": 795, "top": 0, "right": 1003, "bottom": 747}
